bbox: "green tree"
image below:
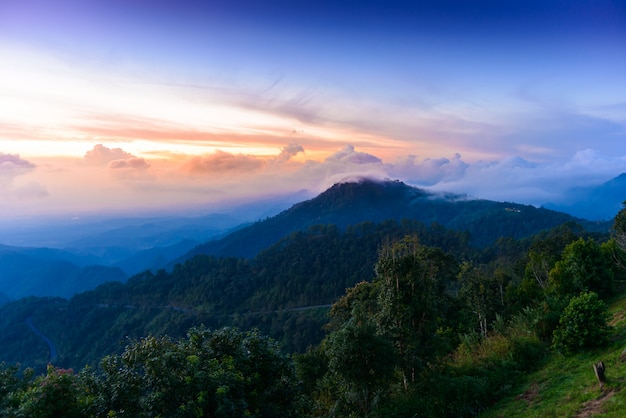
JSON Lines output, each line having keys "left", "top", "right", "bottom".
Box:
{"left": 614, "top": 202, "right": 626, "bottom": 252}
{"left": 552, "top": 291, "right": 611, "bottom": 353}
{"left": 325, "top": 308, "right": 395, "bottom": 417}
{"left": 17, "top": 365, "right": 83, "bottom": 418}
{"left": 458, "top": 262, "right": 501, "bottom": 337}
{"left": 0, "top": 363, "right": 33, "bottom": 414}
{"left": 548, "top": 238, "right": 614, "bottom": 298}
{"left": 373, "top": 236, "right": 456, "bottom": 388}
{"left": 87, "top": 327, "right": 301, "bottom": 417}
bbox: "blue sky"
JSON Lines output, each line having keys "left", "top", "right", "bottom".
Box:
{"left": 0, "top": 0, "right": 625, "bottom": 219}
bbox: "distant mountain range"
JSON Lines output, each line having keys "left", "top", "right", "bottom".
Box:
{"left": 544, "top": 173, "right": 626, "bottom": 221}
{"left": 0, "top": 244, "right": 125, "bottom": 299}
{"left": 0, "top": 178, "right": 616, "bottom": 301}
{"left": 183, "top": 178, "right": 609, "bottom": 261}
{"left": 0, "top": 193, "right": 308, "bottom": 300}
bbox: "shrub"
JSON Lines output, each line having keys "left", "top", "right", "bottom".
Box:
{"left": 552, "top": 291, "right": 611, "bottom": 353}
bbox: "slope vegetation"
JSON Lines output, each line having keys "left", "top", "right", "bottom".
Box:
{"left": 481, "top": 293, "right": 626, "bottom": 417}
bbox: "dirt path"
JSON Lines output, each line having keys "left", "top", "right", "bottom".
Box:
{"left": 574, "top": 389, "right": 615, "bottom": 418}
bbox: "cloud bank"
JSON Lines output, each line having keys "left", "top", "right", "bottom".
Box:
{"left": 0, "top": 153, "right": 48, "bottom": 202}
{"left": 3, "top": 141, "right": 626, "bottom": 221}
{"left": 0, "top": 153, "right": 35, "bottom": 178}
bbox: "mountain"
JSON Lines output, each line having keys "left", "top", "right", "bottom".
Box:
{"left": 544, "top": 173, "right": 626, "bottom": 221}
{"left": 0, "top": 244, "right": 126, "bottom": 299}
{"left": 183, "top": 178, "right": 607, "bottom": 260}
{"left": 112, "top": 239, "right": 200, "bottom": 276}
{"left": 0, "top": 196, "right": 310, "bottom": 300}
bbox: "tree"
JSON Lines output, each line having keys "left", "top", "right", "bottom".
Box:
{"left": 17, "top": 365, "right": 83, "bottom": 418}
{"left": 87, "top": 327, "right": 302, "bottom": 417}
{"left": 325, "top": 309, "right": 395, "bottom": 417}
{"left": 373, "top": 236, "right": 456, "bottom": 388}
{"left": 548, "top": 238, "right": 614, "bottom": 298}
{"left": 614, "top": 202, "right": 626, "bottom": 252}
{"left": 458, "top": 262, "right": 501, "bottom": 338}
{"left": 518, "top": 223, "right": 584, "bottom": 300}
{"left": 552, "top": 292, "right": 611, "bottom": 353}
{"left": 0, "top": 363, "right": 33, "bottom": 414}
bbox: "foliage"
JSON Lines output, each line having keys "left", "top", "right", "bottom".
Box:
{"left": 303, "top": 237, "right": 462, "bottom": 417}
{"left": 458, "top": 262, "right": 502, "bottom": 337}
{"left": 0, "top": 363, "right": 33, "bottom": 413}
{"left": 614, "top": 201, "right": 626, "bottom": 252}
{"left": 0, "top": 328, "right": 302, "bottom": 417}
{"left": 16, "top": 365, "right": 84, "bottom": 418}
{"left": 0, "top": 205, "right": 621, "bottom": 417}
{"left": 548, "top": 238, "right": 615, "bottom": 298}
{"left": 374, "top": 237, "right": 457, "bottom": 384}
{"left": 325, "top": 312, "right": 395, "bottom": 416}
{"left": 552, "top": 291, "right": 611, "bottom": 353}
{"left": 482, "top": 293, "right": 626, "bottom": 418}
{"left": 86, "top": 327, "right": 302, "bottom": 418}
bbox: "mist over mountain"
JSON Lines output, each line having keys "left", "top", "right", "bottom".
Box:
{"left": 183, "top": 178, "right": 607, "bottom": 261}
{"left": 543, "top": 173, "right": 626, "bottom": 221}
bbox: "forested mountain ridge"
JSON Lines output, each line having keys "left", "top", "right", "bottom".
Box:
{"left": 0, "top": 179, "right": 623, "bottom": 417}
{"left": 183, "top": 178, "right": 608, "bottom": 260}
{"left": 0, "top": 212, "right": 623, "bottom": 416}
{"left": 0, "top": 219, "right": 477, "bottom": 371}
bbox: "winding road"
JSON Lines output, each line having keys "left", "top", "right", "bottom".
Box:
{"left": 25, "top": 316, "right": 58, "bottom": 364}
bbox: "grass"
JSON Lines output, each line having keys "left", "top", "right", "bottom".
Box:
{"left": 480, "top": 294, "right": 626, "bottom": 417}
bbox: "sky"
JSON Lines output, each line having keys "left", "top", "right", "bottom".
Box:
{"left": 1, "top": 0, "right": 625, "bottom": 221}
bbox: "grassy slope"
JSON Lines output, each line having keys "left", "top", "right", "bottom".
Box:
{"left": 481, "top": 294, "right": 626, "bottom": 418}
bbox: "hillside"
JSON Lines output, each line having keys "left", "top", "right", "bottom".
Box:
{"left": 0, "top": 198, "right": 623, "bottom": 416}
{"left": 184, "top": 178, "right": 608, "bottom": 260}
{"left": 481, "top": 293, "right": 626, "bottom": 417}
{"left": 0, "top": 219, "right": 476, "bottom": 370}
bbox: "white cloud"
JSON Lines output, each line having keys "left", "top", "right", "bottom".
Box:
{"left": 273, "top": 143, "right": 304, "bottom": 163}
{"left": 388, "top": 153, "right": 468, "bottom": 186}
{"left": 325, "top": 144, "right": 382, "bottom": 164}
{"left": 0, "top": 153, "right": 35, "bottom": 178}
{"left": 183, "top": 151, "right": 263, "bottom": 175}
{"left": 84, "top": 144, "right": 135, "bottom": 165}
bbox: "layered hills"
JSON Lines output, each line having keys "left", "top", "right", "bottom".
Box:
{"left": 0, "top": 178, "right": 615, "bottom": 372}
{"left": 0, "top": 179, "right": 611, "bottom": 301}
{"left": 184, "top": 178, "right": 608, "bottom": 260}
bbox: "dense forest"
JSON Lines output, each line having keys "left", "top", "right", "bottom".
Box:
{"left": 0, "top": 190, "right": 625, "bottom": 416}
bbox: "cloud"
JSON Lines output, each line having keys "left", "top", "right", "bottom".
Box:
{"left": 0, "top": 153, "right": 35, "bottom": 178}
{"left": 420, "top": 150, "right": 626, "bottom": 206}
{"left": 183, "top": 150, "right": 263, "bottom": 175}
{"left": 273, "top": 143, "right": 304, "bottom": 163}
{"left": 107, "top": 157, "right": 152, "bottom": 182}
{"left": 325, "top": 144, "right": 382, "bottom": 164}
{"left": 283, "top": 145, "right": 389, "bottom": 194}
{"left": 0, "top": 154, "right": 48, "bottom": 203}
{"left": 109, "top": 158, "right": 150, "bottom": 170}
{"left": 389, "top": 153, "right": 468, "bottom": 186}
{"left": 84, "top": 144, "right": 136, "bottom": 165}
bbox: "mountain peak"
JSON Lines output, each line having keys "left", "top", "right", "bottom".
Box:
{"left": 183, "top": 177, "right": 604, "bottom": 260}
{"left": 544, "top": 172, "right": 626, "bottom": 221}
